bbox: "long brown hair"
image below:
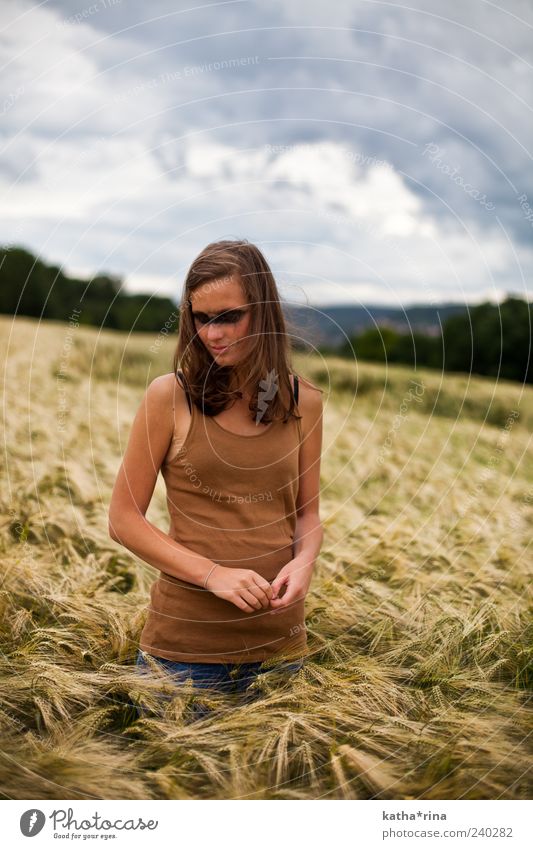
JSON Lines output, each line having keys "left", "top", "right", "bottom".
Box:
{"left": 173, "top": 239, "right": 302, "bottom": 424}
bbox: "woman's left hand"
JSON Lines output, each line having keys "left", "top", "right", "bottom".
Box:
{"left": 269, "top": 557, "right": 314, "bottom": 614}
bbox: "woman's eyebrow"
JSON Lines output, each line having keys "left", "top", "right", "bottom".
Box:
{"left": 191, "top": 308, "right": 241, "bottom": 318}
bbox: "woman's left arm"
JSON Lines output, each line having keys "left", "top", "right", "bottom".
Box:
{"left": 270, "top": 382, "right": 324, "bottom": 612}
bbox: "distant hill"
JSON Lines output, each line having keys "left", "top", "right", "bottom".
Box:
{"left": 1, "top": 243, "right": 529, "bottom": 382}
{"left": 287, "top": 298, "right": 531, "bottom": 384}
{"left": 284, "top": 303, "right": 469, "bottom": 349}
{"left": 2, "top": 243, "right": 468, "bottom": 345}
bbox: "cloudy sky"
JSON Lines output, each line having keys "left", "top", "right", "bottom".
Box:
{"left": 1, "top": 0, "right": 532, "bottom": 307}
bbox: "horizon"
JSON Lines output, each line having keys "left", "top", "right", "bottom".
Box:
{"left": 2, "top": 241, "right": 529, "bottom": 311}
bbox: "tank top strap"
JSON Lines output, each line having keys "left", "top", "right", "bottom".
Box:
{"left": 293, "top": 373, "right": 299, "bottom": 405}
{"left": 176, "top": 368, "right": 192, "bottom": 413}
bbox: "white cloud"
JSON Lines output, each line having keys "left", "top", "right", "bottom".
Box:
{"left": 1, "top": 136, "right": 164, "bottom": 217}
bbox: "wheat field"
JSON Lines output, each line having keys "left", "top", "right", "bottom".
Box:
{"left": 0, "top": 314, "right": 531, "bottom": 800}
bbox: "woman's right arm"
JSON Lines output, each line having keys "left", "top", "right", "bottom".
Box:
{"left": 108, "top": 374, "right": 217, "bottom": 586}
{"left": 107, "top": 374, "right": 272, "bottom": 611}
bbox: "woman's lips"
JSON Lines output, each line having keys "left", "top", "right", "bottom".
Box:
{"left": 210, "top": 345, "right": 229, "bottom": 353}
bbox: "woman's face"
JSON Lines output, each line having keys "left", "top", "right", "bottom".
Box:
{"left": 189, "top": 274, "right": 253, "bottom": 366}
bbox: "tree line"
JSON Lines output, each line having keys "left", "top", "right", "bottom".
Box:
{"left": 0, "top": 246, "right": 178, "bottom": 333}
{"left": 336, "top": 296, "right": 531, "bottom": 383}
{"left": 1, "top": 245, "right": 531, "bottom": 383}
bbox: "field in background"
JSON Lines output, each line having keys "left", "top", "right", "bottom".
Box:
{"left": 0, "top": 315, "right": 531, "bottom": 800}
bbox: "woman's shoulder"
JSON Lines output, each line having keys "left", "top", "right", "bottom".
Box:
{"left": 293, "top": 372, "right": 324, "bottom": 408}
{"left": 291, "top": 373, "right": 323, "bottom": 440}
{"left": 146, "top": 371, "right": 187, "bottom": 413}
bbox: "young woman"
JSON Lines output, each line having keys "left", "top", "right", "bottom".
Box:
{"left": 108, "top": 239, "right": 324, "bottom": 717}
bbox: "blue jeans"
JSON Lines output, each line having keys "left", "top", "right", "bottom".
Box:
{"left": 134, "top": 649, "right": 304, "bottom": 721}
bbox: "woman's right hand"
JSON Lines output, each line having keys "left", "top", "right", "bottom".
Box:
{"left": 205, "top": 565, "right": 274, "bottom": 612}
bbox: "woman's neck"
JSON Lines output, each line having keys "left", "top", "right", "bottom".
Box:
{"left": 227, "top": 366, "right": 254, "bottom": 399}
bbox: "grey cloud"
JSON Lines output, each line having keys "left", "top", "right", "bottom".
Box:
{"left": 4, "top": 0, "right": 532, "bottom": 299}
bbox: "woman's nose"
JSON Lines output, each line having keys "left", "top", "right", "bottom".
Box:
{"left": 206, "top": 322, "right": 226, "bottom": 340}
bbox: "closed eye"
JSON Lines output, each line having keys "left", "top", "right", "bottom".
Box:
{"left": 217, "top": 310, "right": 245, "bottom": 323}
{"left": 193, "top": 309, "right": 247, "bottom": 325}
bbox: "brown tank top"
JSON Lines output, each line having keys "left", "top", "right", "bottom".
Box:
{"left": 138, "top": 370, "right": 308, "bottom": 664}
